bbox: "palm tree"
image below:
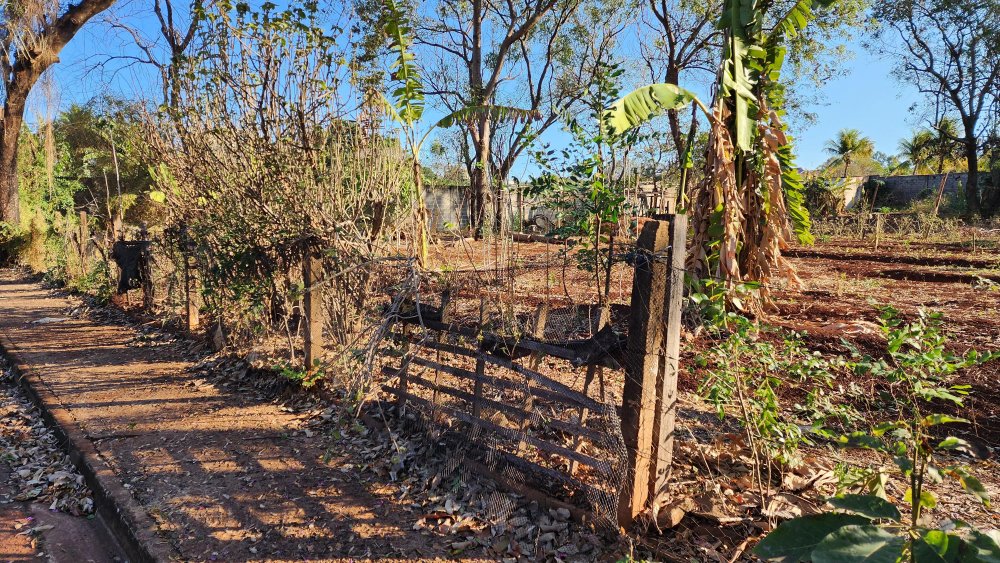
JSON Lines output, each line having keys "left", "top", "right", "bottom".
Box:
{"left": 899, "top": 130, "right": 934, "bottom": 174}
{"left": 928, "top": 117, "right": 962, "bottom": 174}
{"left": 825, "top": 129, "right": 875, "bottom": 177}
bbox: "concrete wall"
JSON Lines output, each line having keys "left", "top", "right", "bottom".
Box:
{"left": 842, "top": 176, "right": 866, "bottom": 209}
{"left": 840, "top": 173, "right": 968, "bottom": 209}
{"left": 873, "top": 173, "right": 968, "bottom": 207}
{"left": 424, "top": 182, "right": 677, "bottom": 232}
{"left": 428, "top": 173, "right": 967, "bottom": 229}
{"left": 424, "top": 186, "right": 469, "bottom": 229}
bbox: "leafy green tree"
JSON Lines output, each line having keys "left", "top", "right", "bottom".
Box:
{"left": 528, "top": 60, "right": 641, "bottom": 307}
{"left": 824, "top": 128, "right": 875, "bottom": 177}
{"left": 1, "top": 0, "right": 117, "bottom": 225}
{"left": 872, "top": 0, "right": 1000, "bottom": 216}
{"left": 926, "top": 117, "right": 963, "bottom": 174}
{"left": 380, "top": 0, "right": 538, "bottom": 267}
{"left": 409, "top": 0, "right": 583, "bottom": 236}
{"left": 640, "top": 0, "right": 871, "bottom": 160}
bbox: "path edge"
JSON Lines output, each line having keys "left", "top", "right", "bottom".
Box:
{"left": 0, "top": 334, "right": 175, "bottom": 562}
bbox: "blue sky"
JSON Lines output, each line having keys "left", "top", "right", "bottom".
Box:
{"left": 39, "top": 8, "right": 924, "bottom": 174}
{"left": 792, "top": 51, "right": 923, "bottom": 168}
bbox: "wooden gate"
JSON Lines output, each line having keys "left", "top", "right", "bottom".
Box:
{"left": 380, "top": 215, "right": 687, "bottom": 526}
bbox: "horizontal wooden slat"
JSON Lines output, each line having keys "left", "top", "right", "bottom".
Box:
{"left": 490, "top": 447, "right": 615, "bottom": 502}
{"left": 405, "top": 354, "right": 601, "bottom": 412}
{"left": 396, "top": 317, "right": 621, "bottom": 367}
{"left": 396, "top": 336, "right": 605, "bottom": 412}
{"left": 396, "top": 372, "right": 606, "bottom": 444}
{"left": 384, "top": 386, "right": 612, "bottom": 476}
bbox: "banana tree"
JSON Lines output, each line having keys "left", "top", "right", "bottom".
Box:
{"left": 382, "top": 0, "right": 537, "bottom": 268}
{"left": 605, "top": 0, "right": 829, "bottom": 313}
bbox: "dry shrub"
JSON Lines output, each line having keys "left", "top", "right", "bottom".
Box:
{"left": 144, "top": 3, "right": 412, "bottom": 391}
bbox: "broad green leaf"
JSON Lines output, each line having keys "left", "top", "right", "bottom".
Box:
{"left": 776, "top": 142, "right": 814, "bottom": 244}
{"left": 383, "top": 0, "right": 424, "bottom": 124}
{"left": 938, "top": 437, "right": 972, "bottom": 451}
{"left": 149, "top": 190, "right": 167, "bottom": 204}
{"left": 967, "top": 530, "right": 1000, "bottom": 562}
{"left": 838, "top": 432, "right": 884, "bottom": 450}
{"left": 754, "top": 513, "right": 869, "bottom": 562}
{"left": 768, "top": 0, "right": 820, "bottom": 43}
{"left": 956, "top": 473, "right": 990, "bottom": 506}
{"left": 923, "top": 414, "right": 969, "bottom": 427}
{"left": 873, "top": 422, "right": 905, "bottom": 436}
{"left": 827, "top": 495, "right": 901, "bottom": 521}
{"left": 913, "top": 530, "right": 962, "bottom": 562}
{"left": 904, "top": 488, "right": 938, "bottom": 510}
{"left": 603, "top": 83, "right": 706, "bottom": 136}
{"left": 812, "top": 525, "right": 905, "bottom": 563}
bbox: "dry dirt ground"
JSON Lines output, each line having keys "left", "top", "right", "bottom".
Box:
{"left": 0, "top": 230, "right": 998, "bottom": 562}
{"left": 411, "top": 232, "right": 1000, "bottom": 560}
{"left": 651, "top": 234, "right": 1000, "bottom": 560}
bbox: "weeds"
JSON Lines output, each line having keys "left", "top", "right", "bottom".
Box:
{"left": 696, "top": 314, "right": 840, "bottom": 499}
{"left": 754, "top": 308, "right": 1000, "bottom": 562}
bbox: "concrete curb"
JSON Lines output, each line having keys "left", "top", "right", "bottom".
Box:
{"left": 0, "top": 332, "right": 175, "bottom": 562}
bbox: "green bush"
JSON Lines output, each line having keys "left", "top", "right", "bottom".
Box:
{"left": 755, "top": 309, "right": 999, "bottom": 562}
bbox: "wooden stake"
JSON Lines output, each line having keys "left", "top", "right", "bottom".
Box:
{"left": 570, "top": 305, "right": 610, "bottom": 476}
{"left": 180, "top": 223, "right": 199, "bottom": 333}
{"left": 618, "top": 214, "right": 686, "bottom": 527}
{"left": 527, "top": 302, "right": 549, "bottom": 370}
{"left": 652, "top": 216, "right": 686, "bottom": 497}
{"left": 303, "top": 244, "right": 324, "bottom": 371}
{"left": 78, "top": 211, "right": 88, "bottom": 274}
{"left": 516, "top": 302, "right": 548, "bottom": 455}
{"left": 874, "top": 213, "right": 884, "bottom": 251}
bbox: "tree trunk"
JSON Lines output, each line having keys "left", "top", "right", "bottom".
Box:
{"left": 0, "top": 105, "right": 26, "bottom": 225}
{"left": 413, "top": 160, "right": 429, "bottom": 267}
{"left": 964, "top": 139, "right": 980, "bottom": 216}
{"left": 664, "top": 65, "right": 685, "bottom": 164}
{"left": 471, "top": 118, "right": 491, "bottom": 238}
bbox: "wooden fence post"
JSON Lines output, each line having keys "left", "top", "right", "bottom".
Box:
{"left": 874, "top": 213, "right": 884, "bottom": 251}
{"left": 78, "top": 211, "right": 89, "bottom": 274}
{"left": 179, "top": 223, "right": 200, "bottom": 333}
{"left": 185, "top": 257, "right": 199, "bottom": 333}
{"left": 303, "top": 243, "right": 324, "bottom": 371}
{"left": 139, "top": 223, "right": 154, "bottom": 309}
{"left": 618, "top": 214, "right": 687, "bottom": 527}
{"left": 570, "top": 305, "right": 610, "bottom": 476}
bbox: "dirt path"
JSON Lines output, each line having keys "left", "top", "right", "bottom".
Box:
{"left": 0, "top": 270, "right": 457, "bottom": 561}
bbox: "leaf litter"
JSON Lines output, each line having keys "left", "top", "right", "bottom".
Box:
{"left": 0, "top": 361, "right": 95, "bottom": 517}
